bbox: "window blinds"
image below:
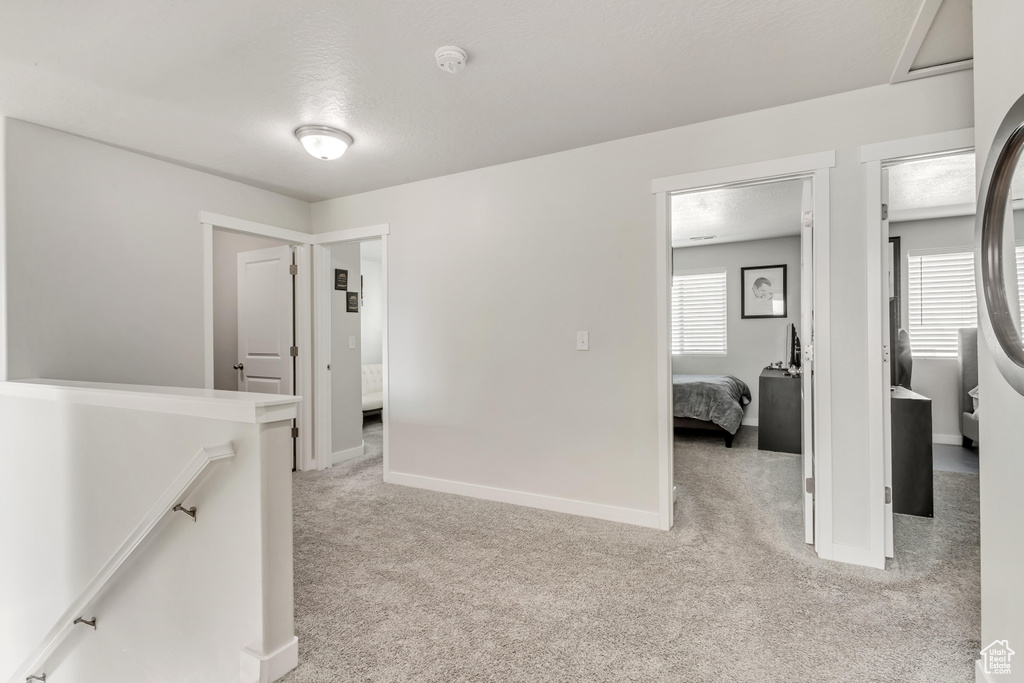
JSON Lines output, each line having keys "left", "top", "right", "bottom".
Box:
{"left": 908, "top": 250, "right": 977, "bottom": 359}
{"left": 672, "top": 270, "right": 727, "bottom": 355}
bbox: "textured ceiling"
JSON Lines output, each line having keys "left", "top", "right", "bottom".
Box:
{"left": 887, "top": 152, "right": 1024, "bottom": 219}
{"left": 0, "top": 0, "right": 922, "bottom": 201}
{"left": 672, "top": 179, "right": 804, "bottom": 248}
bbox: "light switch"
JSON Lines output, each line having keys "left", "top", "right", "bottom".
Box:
{"left": 349, "top": 336, "right": 356, "bottom": 349}
{"left": 577, "top": 331, "right": 589, "bottom": 351}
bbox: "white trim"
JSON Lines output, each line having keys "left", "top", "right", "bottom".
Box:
{"left": 0, "top": 379, "right": 300, "bottom": 423}
{"left": 386, "top": 471, "right": 662, "bottom": 529}
{"left": 199, "top": 211, "right": 312, "bottom": 244}
{"left": 331, "top": 442, "right": 365, "bottom": 465}
{"left": 240, "top": 636, "right": 299, "bottom": 683}
{"left": 859, "top": 128, "right": 974, "bottom": 163}
{"left": 292, "top": 244, "right": 314, "bottom": 471}
{"left": 380, "top": 234, "right": 391, "bottom": 479}
{"left": 312, "top": 244, "right": 333, "bottom": 470}
{"left": 861, "top": 128, "right": 976, "bottom": 570}
{"left": 202, "top": 223, "right": 215, "bottom": 389}
{"left": 651, "top": 150, "right": 835, "bottom": 195}
{"left": 831, "top": 542, "right": 886, "bottom": 569}
{"left": 655, "top": 192, "right": 673, "bottom": 531}
{"left": 312, "top": 224, "right": 390, "bottom": 244}
{"left": 0, "top": 117, "right": 7, "bottom": 382}
{"left": 811, "top": 167, "right": 834, "bottom": 561}
{"left": 864, "top": 160, "right": 888, "bottom": 565}
{"left": 933, "top": 433, "right": 966, "bottom": 446}
{"left": 10, "top": 443, "right": 236, "bottom": 683}
{"left": 890, "top": 0, "right": 973, "bottom": 84}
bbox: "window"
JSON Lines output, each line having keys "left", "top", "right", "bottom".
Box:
{"left": 907, "top": 250, "right": 977, "bottom": 359}
{"left": 672, "top": 269, "right": 727, "bottom": 355}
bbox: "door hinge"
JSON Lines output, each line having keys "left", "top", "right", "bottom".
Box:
{"left": 804, "top": 344, "right": 814, "bottom": 363}
{"left": 885, "top": 486, "right": 892, "bottom": 504}
{"left": 291, "top": 426, "right": 299, "bottom": 439}
{"left": 290, "top": 346, "right": 299, "bottom": 357}
{"left": 805, "top": 477, "right": 815, "bottom": 495}
{"left": 289, "top": 264, "right": 298, "bottom": 275}
{"left": 882, "top": 344, "right": 890, "bottom": 363}
{"left": 802, "top": 210, "right": 814, "bottom": 228}
{"left": 881, "top": 203, "right": 889, "bottom": 221}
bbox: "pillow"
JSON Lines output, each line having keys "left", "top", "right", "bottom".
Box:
{"left": 969, "top": 385, "right": 980, "bottom": 413}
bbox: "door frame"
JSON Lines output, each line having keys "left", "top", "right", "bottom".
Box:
{"left": 860, "top": 127, "right": 975, "bottom": 561}
{"left": 651, "top": 150, "right": 836, "bottom": 561}
{"left": 200, "top": 211, "right": 390, "bottom": 472}
{"left": 311, "top": 227, "right": 390, "bottom": 473}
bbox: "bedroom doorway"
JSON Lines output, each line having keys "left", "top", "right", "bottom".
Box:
{"left": 862, "top": 130, "right": 981, "bottom": 566}
{"left": 652, "top": 151, "right": 834, "bottom": 559}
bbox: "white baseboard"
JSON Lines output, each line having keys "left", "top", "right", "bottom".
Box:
{"left": 829, "top": 542, "right": 885, "bottom": 569}
{"left": 975, "top": 659, "right": 995, "bottom": 683}
{"left": 385, "top": 470, "right": 661, "bottom": 529}
{"left": 240, "top": 636, "right": 298, "bottom": 683}
{"left": 933, "top": 433, "right": 964, "bottom": 446}
{"left": 332, "top": 441, "right": 364, "bottom": 465}
{"left": 741, "top": 417, "right": 759, "bottom": 427}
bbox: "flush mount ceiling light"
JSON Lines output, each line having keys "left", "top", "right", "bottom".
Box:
{"left": 294, "top": 125, "right": 353, "bottom": 161}
{"left": 435, "top": 46, "right": 468, "bottom": 73}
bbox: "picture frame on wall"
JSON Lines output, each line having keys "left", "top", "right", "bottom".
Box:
{"left": 741, "top": 264, "right": 787, "bottom": 319}
{"left": 346, "top": 291, "right": 359, "bottom": 313}
{"left": 335, "top": 268, "right": 348, "bottom": 291}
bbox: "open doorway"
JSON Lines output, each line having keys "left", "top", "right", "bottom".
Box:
{"left": 876, "top": 151, "right": 983, "bottom": 561}
{"left": 323, "top": 238, "right": 384, "bottom": 467}
{"left": 669, "top": 177, "right": 815, "bottom": 545}
{"left": 211, "top": 228, "right": 303, "bottom": 468}
{"left": 653, "top": 151, "right": 834, "bottom": 558}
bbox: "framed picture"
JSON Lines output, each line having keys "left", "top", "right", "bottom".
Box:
{"left": 334, "top": 269, "right": 348, "bottom": 291}
{"left": 741, "top": 264, "right": 787, "bottom": 319}
{"left": 346, "top": 291, "right": 359, "bottom": 313}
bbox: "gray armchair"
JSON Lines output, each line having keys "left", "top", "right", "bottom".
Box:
{"left": 957, "top": 328, "right": 979, "bottom": 447}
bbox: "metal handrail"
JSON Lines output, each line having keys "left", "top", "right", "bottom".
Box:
{"left": 7, "top": 443, "right": 235, "bottom": 683}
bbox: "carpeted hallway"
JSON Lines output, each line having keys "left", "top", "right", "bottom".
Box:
{"left": 283, "top": 422, "right": 980, "bottom": 682}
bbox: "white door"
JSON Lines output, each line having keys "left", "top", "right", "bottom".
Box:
{"left": 800, "top": 178, "right": 815, "bottom": 545}
{"left": 237, "top": 245, "right": 295, "bottom": 395}
{"left": 881, "top": 167, "right": 895, "bottom": 558}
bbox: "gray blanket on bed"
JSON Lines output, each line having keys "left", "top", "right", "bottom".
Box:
{"left": 672, "top": 374, "right": 751, "bottom": 434}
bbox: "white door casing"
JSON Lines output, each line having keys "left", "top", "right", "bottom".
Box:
{"left": 800, "top": 178, "right": 815, "bottom": 545}
{"left": 237, "top": 245, "right": 294, "bottom": 395}
{"left": 881, "top": 167, "right": 895, "bottom": 559}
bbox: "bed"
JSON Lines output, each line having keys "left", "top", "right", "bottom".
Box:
{"left": 672, "top": 374, "right": 751, "bottom": 447}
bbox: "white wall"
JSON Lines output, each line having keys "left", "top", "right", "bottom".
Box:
{"left": 331, "top": 242, "right": 363, "bottom": 457}
{"left": 3, "top": 119, "right": 310, "bottom": 388}
{"left": 212, "top": 230, "right": 286, "bottom": 391}
{"left": 311, "top": 71, "right": 974, "bottom": 544}
{"left": 672, "top": 236, "right": 801, "bottom": 426}
{"left": 0, "top": 390, "right": 295, "bottom": 681}
{"left": 973, "top": 1, "right": 1024, "bottom": 676}
{"left": 360, "top": 240, "right": 383, "bottom": 366}
{"left": 889, "top": 215, "right": 975, "bottom": 441}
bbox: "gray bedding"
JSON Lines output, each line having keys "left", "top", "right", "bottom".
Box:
{"left": 672, "top": 374, "right": 751, "bottom": 434}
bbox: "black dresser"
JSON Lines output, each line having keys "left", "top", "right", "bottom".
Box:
{"left": 891, "top": 386, "right": 934, "bottom": 517}
{"left": 757, "top": 368, "right": 802, "bottom": 454}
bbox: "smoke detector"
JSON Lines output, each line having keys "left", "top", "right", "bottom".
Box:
{"left": 435, "top": 46, "right": 468, "bottom": 73}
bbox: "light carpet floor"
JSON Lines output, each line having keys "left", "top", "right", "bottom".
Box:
{"left": 284, "top": 423, "right": 980, "bottom": 682}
